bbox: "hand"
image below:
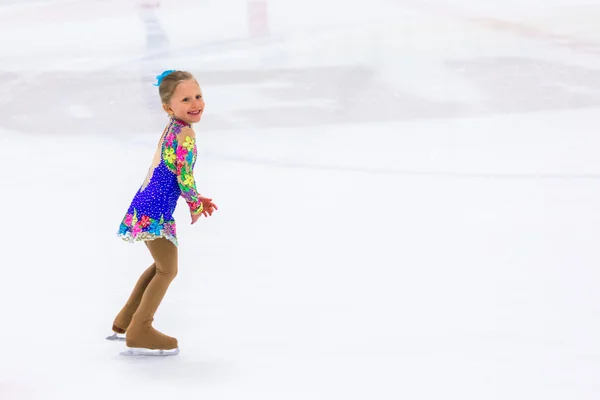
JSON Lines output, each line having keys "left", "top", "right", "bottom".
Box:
{"left": 191, "top": 196, "right": 218, "bottom": 224}
{"left": 200, "top": 196, "right": 218, "bottom": 217}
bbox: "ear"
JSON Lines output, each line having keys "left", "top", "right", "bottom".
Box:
{"left": 162, "top": 103, "right": 173, "bottom": 115}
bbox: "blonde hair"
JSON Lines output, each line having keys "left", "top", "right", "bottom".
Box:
{"left": 158, "top": 70, "right": 196, "bottom": 105}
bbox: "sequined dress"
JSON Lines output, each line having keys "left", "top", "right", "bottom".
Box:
{"left": 117, "top": 116, "right": 203, "bottom": 247}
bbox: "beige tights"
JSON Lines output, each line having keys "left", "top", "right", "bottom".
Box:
{"left": 112, "top": 237, "right": 179, "bottom": 350}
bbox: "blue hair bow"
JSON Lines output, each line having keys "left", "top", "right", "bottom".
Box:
{"left": 153, "top": 70, "right": 176, "bottom": 86}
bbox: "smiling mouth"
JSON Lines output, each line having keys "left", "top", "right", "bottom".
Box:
{"left": 188, "top": 110, "right": 202, "bottom": 115}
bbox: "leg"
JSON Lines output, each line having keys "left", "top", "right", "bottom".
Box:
{"left": 112, "top": 263, "right": 157, "bottom": 333}
{"left": 126, "top": 238, "right": 179, "bottom": 350}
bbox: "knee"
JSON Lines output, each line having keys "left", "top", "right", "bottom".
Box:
{"left": 156, "top": 263, "right": 178, "bottom": 281}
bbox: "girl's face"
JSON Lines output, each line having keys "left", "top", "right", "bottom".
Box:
{"left": 163, "top": 79, "right": 205, "bottom": 124}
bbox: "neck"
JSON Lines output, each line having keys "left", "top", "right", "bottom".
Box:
{"left": 170, "top": 115, "right": 191, "bottom": 127}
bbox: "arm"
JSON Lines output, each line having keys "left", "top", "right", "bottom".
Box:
{"left": 175, "top": 127, "right": 203, "bottom": 215}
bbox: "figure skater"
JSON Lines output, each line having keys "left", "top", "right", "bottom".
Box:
{"left": 108, "top": 70, "right": 217, "bottom": 356}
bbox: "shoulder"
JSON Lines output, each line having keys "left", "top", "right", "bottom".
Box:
{"left": 177, "top": 126, "right": 196, "bottom": 141}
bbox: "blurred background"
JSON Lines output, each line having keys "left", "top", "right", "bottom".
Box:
{"left": 1, "top": 0, "right": 600, "bottom": 399}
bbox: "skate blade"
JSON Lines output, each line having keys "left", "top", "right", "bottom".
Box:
{"left": 119, "top": 347, "right": 180, "bottom": 357}
{"left": 106, "top": 333, "right": 126, "bottom": 341}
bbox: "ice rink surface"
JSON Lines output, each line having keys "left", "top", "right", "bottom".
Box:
{"left": 1, "top": 0, "right": 600, "bottom": 398}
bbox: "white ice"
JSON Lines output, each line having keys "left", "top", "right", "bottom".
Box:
{"left": 1, "top": 0, "right": 600, "bottom": 399}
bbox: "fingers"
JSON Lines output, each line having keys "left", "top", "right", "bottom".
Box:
{"left": 202, "top": 202, "right": 218, "bottom": 213}
{"left": 193, "top": 198, "right": 218, "bottom": 220}
{"left": 199, "top": 196, "right": 217, "bottom": 208}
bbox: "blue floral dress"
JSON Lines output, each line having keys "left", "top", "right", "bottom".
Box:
{"left": 117, "top": 116, "right": 203, "bottom": 247}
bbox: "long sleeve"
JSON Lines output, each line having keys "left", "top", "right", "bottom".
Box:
{"left": 174, "top": 128, "right": 203, "bottom": 215}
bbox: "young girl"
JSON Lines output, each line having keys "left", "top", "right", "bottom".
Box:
{"left": 108, "top": 70, "right": 217, "bottom": 356}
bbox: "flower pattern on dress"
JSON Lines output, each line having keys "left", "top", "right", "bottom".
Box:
{"left": 163, "top": 127, "right": 203, "bottom": 215}
{"left": 119, "top": 209, "right": 178, "bottom": 246}
{"left": 163, "top": 147, "right": 176, "bottom": 166}
{"left": 139, "top": 215, "right": 151, "bottom": 228}
{"left": 182, "top": 136, "right": 195, "bottom": 151}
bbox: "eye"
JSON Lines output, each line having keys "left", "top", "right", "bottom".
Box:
{"left": 182, "top": 97, "right": 189, "bottom": 102}
{"left": 196, "top": 95, "right": 202, "bottom": 99}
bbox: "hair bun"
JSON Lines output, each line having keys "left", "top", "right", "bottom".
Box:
{"left": 153, "top": 70, "right": 176, "bottom": 87}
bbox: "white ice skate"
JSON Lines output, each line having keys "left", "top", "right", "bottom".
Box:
{"left": 105, "top": 332, "right": 126, "bottom": 341}
{"left": 119, "top": 347, "right": 180, "bottom": 357}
